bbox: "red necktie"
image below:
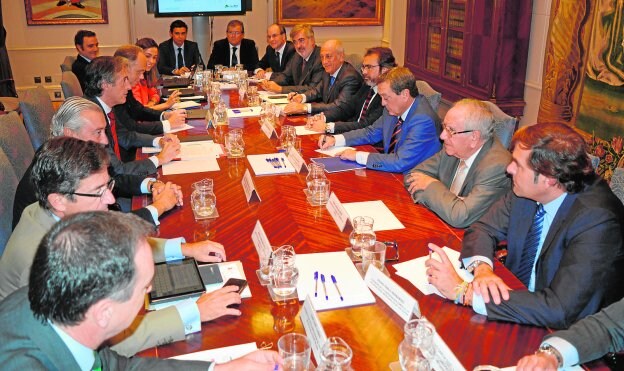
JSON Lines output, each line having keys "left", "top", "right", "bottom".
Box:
{"left": 387, "top": 117, "right": 404, "bottom": 154}
{"left": 358, "top": 88, "right": 375, "bottom": 123}
{"left": 107, "top": 111, "right": 122, "bottom": 159}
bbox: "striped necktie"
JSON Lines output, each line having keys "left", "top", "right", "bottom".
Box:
{"left": 387, "top": 117, "right": 404, "bottom": 153}
{"left": 107, "top": 111, "right": 121, "bottom": 159}
{"left": 516, "top": 204, "right": 546, "bottom": 287}
{"left": 358, "top": 88, "right": 375, "bottom": 122}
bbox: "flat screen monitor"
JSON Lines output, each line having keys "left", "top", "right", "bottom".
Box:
{"left": 155, "top": 0, "right": 246, "bottom": 17}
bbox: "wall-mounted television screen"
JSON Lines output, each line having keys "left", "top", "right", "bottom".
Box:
{"left": 155, "top": 0, "right": 247, "bottom": 17}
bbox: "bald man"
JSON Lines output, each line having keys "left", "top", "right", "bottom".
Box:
{"left": 254, "top": 24, "right": 296, "bottom": 79}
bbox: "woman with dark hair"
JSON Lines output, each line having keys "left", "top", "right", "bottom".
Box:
{"left": 133, "top": 37, "right": 179, "bottom": 111}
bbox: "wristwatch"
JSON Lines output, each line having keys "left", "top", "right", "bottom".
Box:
{"left": 466, "top": 260, "right": 489, "bottom": 274}
{"left": 325, "top": 123, "right": 332, "bottom": 134}
{"left": 537, "top": 343, "right": 563, "bottom": 367}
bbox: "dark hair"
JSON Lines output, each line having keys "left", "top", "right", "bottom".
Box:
{"left": 74, "top": 30, "right": 96, "bottom": 47}
{"left": 170, "top": 19, "right": 188, "bottom": 33}
{"left": 29, "top": 211, "right": 154, "bottom": 326}
{"left": 83, "top": 56, "right": 126, "bottom": 97}
{"left": 511, "top": 122, "right": 594, "bottom": 193}
{"left": 364, "top": 47, "right": 397, "bottom": 69}
{"left": 378, "top": 67, "right": 419, "bottom": 97}
{"left": 136, "top": 38, "right": 159, "bottom": 88}
{"left": 31, "top": 137, "right": 110, "bottom": 210}
{"left": 227, "top": 20, "right": 245, "bottom": 33}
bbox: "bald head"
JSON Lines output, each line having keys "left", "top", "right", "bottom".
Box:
{"left": 320, "top": 39, "right": 344, "bottom": 75}
{"left": 267, "top": 24, "right": 287, "bottom": 50}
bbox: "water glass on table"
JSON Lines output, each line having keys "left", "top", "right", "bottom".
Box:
{"left": 361, "top": 241, "right": 387, "bottom": 275}
{"left": 278, "top": 333, "right": 311, "bottom": 371}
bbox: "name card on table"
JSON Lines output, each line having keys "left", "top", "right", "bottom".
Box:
{"left": 364, "top": 265, "right": 421, "bottom": 321}
{"left": 287, "top": 147, "right": 308, "bottom": 173}
{"left": 251, "top": 220, "right": 272, "bottom": 267}
{"left": 261, "top": 122, "right": 277, "bottom": 139}
{"left": 325, "top": 192, "right": 353, "bottom": 232}
{"left": 301, "top": 295, "right": 327, "bottom": 365}
{"left": 242, "top": 169, "right": 261, "bottom": 203}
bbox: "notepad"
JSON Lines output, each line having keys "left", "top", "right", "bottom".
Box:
{"left": 311, "top": 157, "right": 365, "bottom": 173}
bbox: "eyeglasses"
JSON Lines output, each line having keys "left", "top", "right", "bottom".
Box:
{"left": 68, "top": 178, "right": 115, "bottom": 198}
{"left": 361, "top": 64, "right": 380, "bottom": 71}
{"left": 442, "top": 123, "right": 474, "bottom": 137}
{"left": 227, "top": 31, "right": 243, "bottom": 36}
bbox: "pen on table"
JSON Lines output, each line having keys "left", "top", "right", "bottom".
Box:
{"left": 321, "top": 135, "right": 327, "bottom": 147}
{"left": 321, "top": 274, "right": 328, "bottom": 300}
{"left": 314, "top": 271, "right": 319, "bottom": 297}
{"left": 273, "top": 363, "right": 279, "bottom": 371}
{"left": 331, "top": 274, "right": 344, "bottom": 301}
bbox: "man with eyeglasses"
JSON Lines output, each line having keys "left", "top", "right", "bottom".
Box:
{"left": 283, "top": 39, "right": 362, "bottom": 122}
{"left": 306, "top": 47, "right": 397, "bottom": 134}
{"left": 425, "top": 122, "right": 624, "bottom": 329}
{"left": 254, "top": 24, "right": 296, "bottom": 79}
{"left": 1, "top": 137, "right": 245, "bottom": 357}
{"left": 262, "top": 24, "right": 324, "bottom": 94}
{"left": 404, "top": 99, "right": 511, "bottom": 228}
{"left": 157, "top": 19, "right": 204, "bottom": 76}
{"left": 318, "top": 67, "right": 440, "bottom": 173}
{"left": 207, "top": 20, "right": 259, "bottom": 72}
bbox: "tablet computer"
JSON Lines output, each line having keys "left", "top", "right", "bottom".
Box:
{"left": 149, "top": 258, "right": 205, "bottom": 304}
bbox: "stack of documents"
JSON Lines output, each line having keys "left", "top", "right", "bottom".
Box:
{"left": 171, "top": 342, "right": 258, "bottom": 363}
{"left": 156, "top": 140, "right": 222, "bottom": 175}
{"left": 172, "top": 101, "right": 201, "bottom": 109}
{"left": 342, "top": 200, "right": 405, "bottom": 231}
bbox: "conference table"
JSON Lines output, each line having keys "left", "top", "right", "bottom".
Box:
{"left": 134, "top": 89, "right": 601, "bottom": 370}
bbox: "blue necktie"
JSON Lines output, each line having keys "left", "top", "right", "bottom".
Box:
{"left": 516, "top": 204, "right": 546, "bottom": 287}
{"left": 330, "top": 76, "right": 335, "bottom": 86}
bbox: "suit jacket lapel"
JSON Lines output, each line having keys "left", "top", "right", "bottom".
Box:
{"left": 458, "top": 137, "right": 495, "bottom": 195}
{"left": 538, "top": 193, "right": 575, "bottom": 259}
{"left": 507, "top": 199, "right": 536, "bottom": 270}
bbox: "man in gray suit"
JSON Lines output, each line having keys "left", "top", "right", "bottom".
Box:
{"left": 0, "top": 211, "right": 280, "bottom": 370}
{"left": 404, "top": 99, "right": 511, "bottom": 228}
{"left": 0, "top": 137, "right": 244, "bottom": 357}
{"left": 517, "top": 296, "right": 624, "bottom": 369}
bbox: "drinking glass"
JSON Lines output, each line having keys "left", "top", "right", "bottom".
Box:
{"left": 210, "top": 82, "right": 221, "bottom": 105}
{"left": 349, "top": 216, "right": 376, "bottom": 258}
{"left": 190, "top": 179, "right": 216, "bottom": 220}
{"left": 361, "top": 241, "right": 387, "bottom": 274}
{"left": 306, "top": 163, "right": 327, "bottom": 190}
{"left": 270, "top": 245, "right": 298, "bottom": 297}
{"left": 278, "top": 333, "right": 311, "bottom": 371}
{"left": 309, "top": 178, "right": 330, "bottom": 205}
{"left": 280, "top": 125, "right": 297, "bottom": 150}
{"left": 225, "top": 128, "right": 245, "bottom": 158}
{"left": 317, "top": 337, "right": 353, "bottom": 371}
{"left": 398, "top": 318, "right": 436, "bottom": 371}
{"left": 214, "top": 101, "right": 228, "bottom": 126}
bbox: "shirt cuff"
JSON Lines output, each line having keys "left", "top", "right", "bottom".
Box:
{"left": 148, "top": 156, "right": 160, "bottom": 168}
{"left": 265, "top": 71, "right": 273, "bottom": 79}
{"left": 152, "top": 137, "right": 162, "bottom": 148}
{"left": 163, "top": 237, "right": 185, "bottom": 261}
{"left": 543, "top": 337, "right": 580, "bottom": 368}
{"left": 161, "top": 120, "right": 171, "bottom": 133}
{"left": 327, "top": 122, "right": 335, "bottom": 133}
{"left": 208, "top": 364, "right": 216, "bottom": 371}
{"left": 355, "top": 151, "right": 369, "bottom": 165}
{"left": 174, "top": 298, "right": 201, "bottom": 335}
{"left": 306, "top": 103, "right": 312, "bottom": 113}
{"left": 253, "top": 68, "right": 262, "bottom": 74}
{"left": 144, "top": 205, "right": 160, "bottom": 226}
{"left": 462, "top": 256, "right": 494, "bottom": 270}
{"left": 159, "top": 111, "right": 166, "bottom": 121}
{"left": 471, "top": 291, "right": 488, "bottom": 315}
{"left": 334, "top": 135, "right": 346, "bottom": 147}
{"left": 300, "top": 94, "right": 307, "bottom": 103}
{"left": 141, "top": 177, "right": 156, "bottom": 194}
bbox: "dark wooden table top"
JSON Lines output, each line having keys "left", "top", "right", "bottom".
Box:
{"left": 132, "top": 90, "right": 586, "bottom": 370}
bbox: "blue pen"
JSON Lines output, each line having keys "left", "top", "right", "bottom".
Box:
{"left": 314, "top": 271, "right": 319, "bottom": 297}
{"left": 321, "top": 274, "right": 328, "bottom": 300}
{"left": 331, "top": 275, "right": 344, "bottom": 301}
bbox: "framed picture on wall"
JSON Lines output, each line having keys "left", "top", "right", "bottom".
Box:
{"left": 276, "top": 0, "right": 383, "bottom": 26}
{"left": 25, "top": 0, "right": 109, "bottom": 25}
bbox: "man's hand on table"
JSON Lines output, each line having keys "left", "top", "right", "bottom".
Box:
{"left": 214, "top": 350, "right": 283, "bottom": 371}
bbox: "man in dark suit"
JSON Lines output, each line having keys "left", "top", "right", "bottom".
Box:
{"left": 283, "top": 39, "right": 363, "bottom": 122}
{"left": 71, "top": 29, "right": 98, "bottom": 91}
{"left": 318, "top": 67, "right": 441, "bottom": 173}
{"left": 0, "top": 211, "right": 280, "bottom": 369}
{"left": 307, "top": 47, "right": 397, "bottom": 134}
{"left": 157, "top": 19, "right": 204, "bottom": 76}
{"left": 83, "top": 56, "right": 180, "bottom": 176}
{"left": 262, "top": 24, "right": 324, "bottom": 94}
{"left": 254, "top": 24, "right": 296, "bottom": 78}
{"left": 207, "top": 20, "right": 259, "bottom": 72}
{"left": 404, "top": 99, "right": 512, "bottom": 228}
{"left": 517, "top": 296, "right": 624, "bottom": 369}
{"left": 426, "top": 122, "right": 624, "bottom": 329}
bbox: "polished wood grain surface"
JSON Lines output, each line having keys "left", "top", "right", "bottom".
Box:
{"left": 133, "top": 91, "right": 552, "bottom": 370}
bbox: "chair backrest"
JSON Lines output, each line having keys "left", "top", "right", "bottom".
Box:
{"left": 60, "top": 55, "right": 76, "bottom": 73}
{"left": 61, "top": 71, "right": 83, "bottom": 98}
{"left": 0, "top": 111, "right": 35, "bottom": 180}
{"left": 0, "top": 147, "right": 19, "bottom": 255}
{"left": 416, "top": 80, "right": 442, "bottom": 112}
{"left": 482, "top": 100, "right": 518, "bottom": 149}
{"left": 610, "top": 168, "right": 624, "bottom": 206}
{"left": 18, "top": 86, "right": 55, "bottom": 151}
{"left": 345, "top": 53, "right": 363, "bottom": 75}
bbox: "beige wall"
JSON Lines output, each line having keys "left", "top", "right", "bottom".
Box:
{"left": 4, "top": 0, "right": 547, "bottom": 118}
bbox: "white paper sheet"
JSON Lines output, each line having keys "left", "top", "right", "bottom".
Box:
{"left": 247, "top": 153, "right": 296, "bottom": 175}
{"left": 164, "top": 123, "right": 194, "bottom": 134}
{"left": 179, "top": 141, "right": 223, "bottom": 159}
{"left": 172, "top": 101, "right": 201, "bottom": 109}
{"left": 392, "top": 247, "right": 473, "bottom": 297}
{"left": 180, "top": 95, "right": 205, "bottom": 100}
{"left": 162, "top": 156, "right": 220, "bottom": 175}
{"left": 220, "top": 82, "right": 238, "bottom": 90}
{"left": 314, "top": 146, "right": 355, "bottom": 157}
{"left": 295, "top": 125, "right": 321, "bottom": 136}
{"left": 296, "top": 251, "right": 376, "bottom": 311}
{"left": 227, "top": 106, "right": 262, "bottom": 118}
{"left": 342, "top": 200, "right": 405, "bottom": 231}
{"left": 170, "top": 342, "right": 258, "bottom": 363}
